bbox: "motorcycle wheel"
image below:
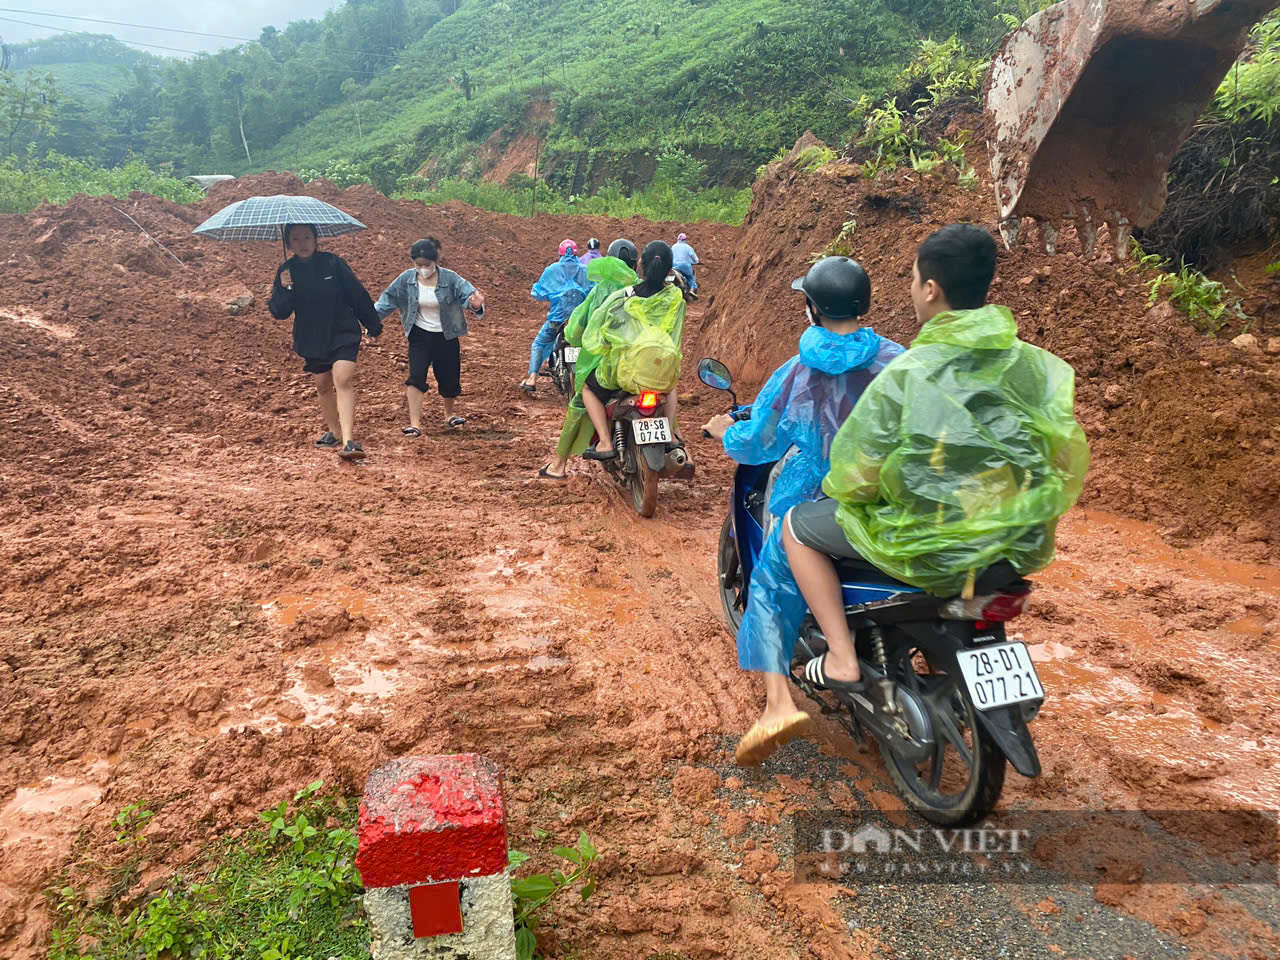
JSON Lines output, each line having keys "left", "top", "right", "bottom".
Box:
{"left": 717, "top": 515, "right": 746, "bottom": 633}
{"left": 880, "top": 646, "right": 1006, "bottom": 827}
{"left": 550, "top": 350, "right": 569, "bottom": 397}
{"left": 630, "top": 452, "right": 659, "bottom": 517}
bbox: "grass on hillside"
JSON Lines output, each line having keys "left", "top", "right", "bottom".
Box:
{"left": 0, "top": 151, "right": 203, "bottom": 214}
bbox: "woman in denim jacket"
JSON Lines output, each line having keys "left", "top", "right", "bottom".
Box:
{"left": 375, "top": 237, "right": 485, "bottom": 433}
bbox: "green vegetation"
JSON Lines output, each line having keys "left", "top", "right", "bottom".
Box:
{"left": 49, "top": 781, "right": 367, "bottom": 960}
{"left": 808, "top": 214, "right": 858, "bottom": 263}
{"left": 0, "top": 151, "right": 203, "bottom": 214}
{"left": 1132, "top": 240, "right": 1250, "bottom": 335}
{"left": 509, "top": 830, "right": 599, "bottom": 960}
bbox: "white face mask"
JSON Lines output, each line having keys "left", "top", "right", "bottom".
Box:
{"left": 417, "top": 264, "right": 437, "bottom": 280}
{"left": 805, "top": 303, "right": 817, "bottom": 326}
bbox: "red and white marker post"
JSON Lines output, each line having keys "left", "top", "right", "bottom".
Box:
{"left": 358, "top": 754, "right": 517, "bottom": 959}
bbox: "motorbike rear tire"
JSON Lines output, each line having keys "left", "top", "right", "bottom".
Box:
{"left": 630, "top": 452, "right": 659, "bottom": 518}
{"left": 717, "top": 515, "right": 746, "bottom": 633}
{"left": 880, "top": 647, "right": 1006, "bottom": 827}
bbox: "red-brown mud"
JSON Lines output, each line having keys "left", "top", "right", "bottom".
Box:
{"left": 0, "top": 170, "right": 1277, "bottom": 958}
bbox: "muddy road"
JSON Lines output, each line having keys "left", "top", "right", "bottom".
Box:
{"left": 1, "top": 178, "right": 1278, "bottom": 958}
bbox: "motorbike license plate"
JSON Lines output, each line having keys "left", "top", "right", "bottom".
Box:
{"left": 563, "top": 347, "right": 580, "bottom": 362}
{"left": 631, "top": 417, "right": 671, "bottom": 445}
{"left": 957, "top": 642, "right": 1044, "bottom": 710}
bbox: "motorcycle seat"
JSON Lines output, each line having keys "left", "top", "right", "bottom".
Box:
{"left": 835, "top": 558, "right": 1025, "bottom": 596}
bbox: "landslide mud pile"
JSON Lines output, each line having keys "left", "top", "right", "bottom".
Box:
{"left": 698, "top": 152, "right": 1280, "bottom": 560}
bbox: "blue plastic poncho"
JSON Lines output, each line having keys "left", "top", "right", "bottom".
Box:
{"left": 531, "top": 254, "right": 591, "bottom": 324}
{"left": 729, "top": 324, "right": 904, "bottom": 676}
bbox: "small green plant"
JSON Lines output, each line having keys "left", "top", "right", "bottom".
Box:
{"left": 910, "top": 150, "right": 942, "bottom": 173}
{"left": 794, "top": 145, "right": 836, "bottom": 173}
{"left": 809, "top": 215, "right": 858, "bottom": 263}
{"left": 957, "top": 166, "right": 980, "bottom": 191}
{"left": 1147, "top": 261, "right": 1249, "bottom": 335}
{"left": 900, "top": 35, "right": 990, "bottom": 110}
{"left": 936, "top": 133, "right": 971, "bottom": 168}
{"left": 1266, "top": 260, "right": 1279, "bottom": 276}
{"left": 113, "top": 803, "right": 154, "bottom": 846}
{"left": 509, "top": 830, "right": 599, "bottom": 960}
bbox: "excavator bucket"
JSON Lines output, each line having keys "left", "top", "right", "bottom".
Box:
{"left": 984, "top": 0, "right": 1275, "bottom": 256}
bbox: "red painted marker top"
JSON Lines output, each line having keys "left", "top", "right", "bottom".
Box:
{"left": 357, "top": 754, "right": 508, "bottom": 889}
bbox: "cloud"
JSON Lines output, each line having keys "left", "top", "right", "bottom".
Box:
{"left": 1, "top": 1, "right": 342, "bottom": 55}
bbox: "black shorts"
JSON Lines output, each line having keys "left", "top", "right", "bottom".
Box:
{"left": 406, "top": 327, "right": 461, "bottom": 397}
{"left": 786, "top": 498, "right": 864, "bottom": 559}
{"left": 584, "top": 369, "right": 623, "bottom": 404}
{"left": 302, "top": 343, "right": 359, "bottom": 375}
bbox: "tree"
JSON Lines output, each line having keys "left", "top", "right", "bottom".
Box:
{"left": 0, "top": 71, "right": 57, "bottom": 157}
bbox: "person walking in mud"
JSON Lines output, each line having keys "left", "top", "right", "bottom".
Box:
{"left": 375, "top": 237, "right": 485, "bottom": 434}
{"left": 269, "top": 223, "right": 382, "bottom": 460}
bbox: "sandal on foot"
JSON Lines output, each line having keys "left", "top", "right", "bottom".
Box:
{"left": 402, "top": 426, "right": 422, "bottom": 437}
{"left": 446, "top": 416, "right": 466, "bottom": 428}
{"left": 582, "top": 445, "right": 617, "bottom": 461}
{"left": 735, "top": 711, "right": 813, "bottom": 766}
{"left": 538, "top": 464, "right": 567, "bottom": 479}
{"left": 315, "top": 431, "right": 340, "bottom": 448}
{"left": 519, "top": 383, "right": 536, "bottom": 395}
{"left": 339, "top": 440, "right": 366, "bottom": 461}
{"left": 803, "top": 653, "right": 870, "bottom": 694}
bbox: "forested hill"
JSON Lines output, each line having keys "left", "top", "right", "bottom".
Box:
{"left": 15, "top": 0, "right": 1020, "bottom": 189}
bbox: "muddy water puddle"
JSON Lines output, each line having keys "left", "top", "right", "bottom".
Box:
{"left": 1028, "top": 510, "right": 1280, "bottom": 808}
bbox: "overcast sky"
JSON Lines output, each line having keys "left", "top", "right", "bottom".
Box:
{"left": 0, "top": 1, "right": 343, "bottom": 56}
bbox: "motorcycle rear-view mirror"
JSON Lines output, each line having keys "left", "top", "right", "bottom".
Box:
{"left": 697, "top": 358, "right": 733, "bottom": 392}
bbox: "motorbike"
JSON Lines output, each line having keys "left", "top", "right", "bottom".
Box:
{"left": 590, "top": 388, "right": 693, "bottom": 518}
{"left": 548, "top": 329, "right": 577, "bottom": 399}
{"left": 698, "top": 357, "right": 1045, "bottom": 826}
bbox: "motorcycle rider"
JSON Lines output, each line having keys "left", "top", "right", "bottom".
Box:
{"left": 672, "top": 232, "right": 699, "bottom": 294}
{"left": 538, "top": 239, "right": 640, "bottom": 479}
{"left": 580, "top": 240, "right": 687, "bottom": 461}
{"left": 702, "top": 257, "right": 904, "bottom": 765}
{"left": 783, "top": 224, "right": 1089, "bottom": 699}
{"left": 521, "top": 240, "right": 590, "bottom": 395}
{"left": 581, "top": 237, "right": 603, "bottom": 265}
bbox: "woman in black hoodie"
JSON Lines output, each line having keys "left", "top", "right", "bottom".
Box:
{"left": 268, "top": 223, "right": 382, "bottom": 460}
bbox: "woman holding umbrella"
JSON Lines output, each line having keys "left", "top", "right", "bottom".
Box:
{"left": 269, "top": 222, "right": 382, "bottom": 460}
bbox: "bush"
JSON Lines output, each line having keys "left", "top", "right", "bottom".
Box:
{"left": 1145, "top": 258, "right": 1249, "bottom": 335}
{"left": 0, "top": 150, "right": 203, "bottom": 213}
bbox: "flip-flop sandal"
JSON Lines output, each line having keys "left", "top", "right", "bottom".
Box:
{"left": 339, "top": 441, "right": 366, "bottom": 461}
{"left": 519, "top": 383, "right": 536, "bottom": 395}
{"left": 402, "top": 426, "right": 422, "bottom": 437}
{"left": 538, "top": 464, "right": 567, "bottom": 479}
{"left": 445, "top": 416, "right": 466, "bottom": 428}
{"left": 315, "top": 431, "right": 340, "bottom": 448}
{"left": 734, "top": 711, "right": 813, "bottom": 766}
{"left": 803, "top": 653, "right": 871, "bottom": 695}
{"left": 582, "top": 445, "right": 618, "bottom": 461}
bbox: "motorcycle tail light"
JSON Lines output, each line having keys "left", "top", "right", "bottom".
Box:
{"left": 940, "top": 589, "right": 1030, "bottom": 622}
{"left": 637, "top": 391, "right": 661, "bottom": 414}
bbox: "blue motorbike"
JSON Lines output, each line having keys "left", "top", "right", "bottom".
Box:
{"left": 699, "top": 357, "right": 1046, "bottom": 826}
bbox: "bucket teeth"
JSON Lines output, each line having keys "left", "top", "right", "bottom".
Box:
{"left": 999, "top": 216, "right": 1020, "bottom": 251}
{"left": 1078, "top": 209, "right": 1097, "bottom": 258}
{"left": 1113, "top": 214, "right": 1132, "bottom": 261}
{"left": 1040, "top": 220, "right": 1058, "bottom": 256}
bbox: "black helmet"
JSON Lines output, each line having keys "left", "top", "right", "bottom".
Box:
{"left": 587, "top": 237, "right": 600, "bottom": 250}
{"left": 791, "top": 256, "right": 871, "bottom": 320}
{"left": 606, "top": 238, "right": 638, "bottom": 269}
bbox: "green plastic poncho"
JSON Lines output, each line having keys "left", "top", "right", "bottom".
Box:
{"left": 582, "top": 282, "right": 685, "bottom": 394}
{"left": 822, "top": 305, "right": 1090, "bottom": 597}
{"left": 554, "top": 256, "right": 639, "bottom": 459}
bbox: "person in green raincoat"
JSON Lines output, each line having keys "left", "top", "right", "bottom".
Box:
{"left": 580, "top": 240, "right": 687, "bottom": 462}
{"left": 538, "top": 240, "right": 639, "bottom": 479}
{"left": 782, "top": 224, "right": 1089, "bottom": 698}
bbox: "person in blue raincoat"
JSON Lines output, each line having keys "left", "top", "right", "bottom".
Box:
{"left": 521, "top": 239, "right": 591, "bottom": 394}
{"left": 701, "top": 257, "right": 903, "bottom": 766}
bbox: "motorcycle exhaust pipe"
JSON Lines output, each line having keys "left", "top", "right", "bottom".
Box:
{"left": 668, "top": 446, "right": 687, "bottom": 467}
